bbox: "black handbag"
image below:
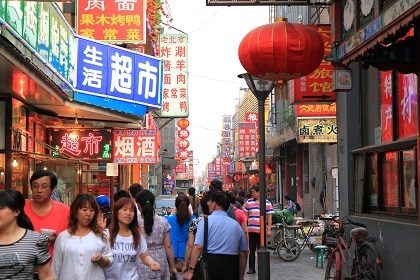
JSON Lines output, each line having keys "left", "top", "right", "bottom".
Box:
{"left": 192, "top": 216, "right": 210, "bottom": 280}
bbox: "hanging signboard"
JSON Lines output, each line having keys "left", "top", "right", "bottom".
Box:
{"left": 238, "top": 122, "right": 257, "bottom": 158}
{"left": 113, "top": 129, "right": 158, "bottom": 164}
{"left": 297, "top": 118, "right": 337, "bottom": 143}
{"left": 380, "top": 71, "right": 393, "bottom": 143}
{"left": 159, "top": 33, "right": 189, "bottom": 117}
{"left": 75, "top": 36, "right": 163, "bottom": 110}
{"left": 296, "top": 103, "right": 336, "bottom": 117}
{"left": 50, "top": 129, "right": 112, "bottom": 160}
{"left": 221, "top": 115, "right": 232, "bottom": 159}
{"left": 76, "top": 0, "right": 146, "bottom": 43}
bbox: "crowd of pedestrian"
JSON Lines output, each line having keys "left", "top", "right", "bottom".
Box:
{"left": 0, "top": 172, "right": 276, "bottom": 280}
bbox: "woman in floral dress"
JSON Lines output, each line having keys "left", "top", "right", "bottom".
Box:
{"left": 136, "top": 190, "right": 177, "bottom": 280}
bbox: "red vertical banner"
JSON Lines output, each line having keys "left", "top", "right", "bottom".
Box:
{"left": 381, "top": 71, "right": 393, "bottom": 142}
{"left": 398, "top": 73, "right": 418, "bottom": 139}
{"left": 238, "top": 122, "right": 257, "bottom": 158}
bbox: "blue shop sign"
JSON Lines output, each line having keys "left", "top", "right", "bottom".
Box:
{"left": 75, "top": 36, "right": 163, "bottom": 109}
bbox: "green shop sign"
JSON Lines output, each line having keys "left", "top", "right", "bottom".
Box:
{"left": 0, "top": 0, "right": 75, "bottom": 86}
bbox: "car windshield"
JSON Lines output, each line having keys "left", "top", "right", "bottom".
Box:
{"left": 155, "top": 198, "right": 175, "bottom": 209}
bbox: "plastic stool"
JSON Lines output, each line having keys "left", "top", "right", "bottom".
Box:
{"left": 315, "top": 245, "right": 328, "bottom": 268}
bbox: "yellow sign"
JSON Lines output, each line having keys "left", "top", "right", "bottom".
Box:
{"left": 297, "top": 118, "right": 337, "bottom": 143}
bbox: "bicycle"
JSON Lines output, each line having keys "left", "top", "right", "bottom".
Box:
{"left": 272, "top": 218, "right": 302, "bottom": 262}
{"left": 294, "top": 219, "right": 323, "bottom": 253}
{"left": 324, "top": 217, "right": 382, "bottom": 280}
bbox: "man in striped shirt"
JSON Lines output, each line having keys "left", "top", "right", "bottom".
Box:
{"left": 243, "top": 184, "right": 274, "bottom": 274}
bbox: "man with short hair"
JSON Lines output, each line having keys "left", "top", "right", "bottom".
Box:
{"left": 207, "top": 179, "right": 237, "bottom": 221}
{"left": 24, "top": 170, "right": 70, "bottom": 257}
{"left": 183, "top": 190, "right": 247, "bottom": 280}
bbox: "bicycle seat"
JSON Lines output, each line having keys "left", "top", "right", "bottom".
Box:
{"left": 350, "top": 227, "right": 368, "bottom": 241}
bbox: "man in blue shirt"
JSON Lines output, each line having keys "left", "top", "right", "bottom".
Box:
{"left": 183, "top": 190, "right": 247, "bottom": 280}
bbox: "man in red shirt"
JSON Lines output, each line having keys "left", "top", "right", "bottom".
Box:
{"left": 24, "top": 170, "right": 70, "bottom": 257}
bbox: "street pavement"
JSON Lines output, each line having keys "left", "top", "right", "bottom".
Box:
{"left": 244, "top": 248, "right": 326, "bottom": 280}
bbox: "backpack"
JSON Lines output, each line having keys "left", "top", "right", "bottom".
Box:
{"left": 295, "top": 202, "right": 301, "bottom": 212}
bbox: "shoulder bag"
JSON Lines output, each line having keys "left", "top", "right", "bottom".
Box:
{"left": 192, "top": 216, "right": 210, "bottom": 280}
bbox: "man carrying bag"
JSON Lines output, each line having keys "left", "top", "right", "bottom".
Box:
{"left": 183, "top": 190, "right": 247, "bottom": 280}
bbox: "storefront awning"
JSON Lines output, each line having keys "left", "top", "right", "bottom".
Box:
{"left": 337, "top": 3, "right": 419, "bottom": 65}
{"left": 266, "top": 130, "right": 296, "bottom": 149}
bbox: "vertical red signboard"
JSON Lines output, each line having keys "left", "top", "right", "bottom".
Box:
{"left": 398, "top": 73, "right": 418, "bottom": 139}
{"left": 238, "top": 122, "right": 257, "bottom": 158}
{"left": 381, "top": 71, "right": 393, "bottom": 142}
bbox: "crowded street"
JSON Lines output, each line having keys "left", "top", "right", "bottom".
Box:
{"left": 0, "top": 0, "right": 419, "bottom": 279}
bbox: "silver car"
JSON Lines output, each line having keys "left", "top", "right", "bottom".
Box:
{"left": 155, "top": 195, "right": 176, "bottom": 216}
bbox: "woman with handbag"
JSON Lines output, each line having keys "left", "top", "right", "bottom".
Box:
{"left": 182, "top": 192, "right": 211, "bottom": 278}
{"left": 136, "top": 190, "right": 178, "bottom": 280}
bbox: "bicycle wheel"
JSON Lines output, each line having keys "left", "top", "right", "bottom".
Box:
{"left": 276, "top": 238, "right": 301, "bottom": 262}
{"left": 355, "top": 244, "right": 381, "bottom": 280}
{"left": 325, "top": 251, "right": 341, "bottom": 280}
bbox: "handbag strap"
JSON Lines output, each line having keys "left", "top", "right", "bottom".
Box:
{"left": 203, "top": 216, "right": 208, "bottom": 261}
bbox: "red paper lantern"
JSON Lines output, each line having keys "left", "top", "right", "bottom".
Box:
{"left": 238, "top": 19, "right": 325, "bottom": 81}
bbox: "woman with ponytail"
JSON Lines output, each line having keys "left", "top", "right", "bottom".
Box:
{"left": 136, "top": 190, "right": 177, "bottom": 279}
{"left": 0, "top": 189, "right": 54, "bottom": 279}
{"left": 165, "top": 194, "right": 195, "bottom": 270}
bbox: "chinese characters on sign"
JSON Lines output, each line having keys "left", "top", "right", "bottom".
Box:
{"left": 77, "top": 0, "right": 146, "bottom": 43}
{"left": 221, "top": 115, "right": 232, "bottom": 159}
{"left": 176, "top": 118, "right": 191, "bottom": 161}
{"left": 289, "top": 25, "right": 335, "bottom": 104}
{"left": 238, "top": 122, "right": 257, "bottom": 158}
{"left": 159, "top": 34, "right": 189, "bottom": 117}
{"left": 113, "top": 129, "right": 158, "bottom": 164}
{"left": 50, "top": 129, "right": 112, "bottom": 160}
{"left": 296, "top": 103, "right": 337, "bottom": 117}
{"left": 2, "top": 1, "right": 75, "bottom": 83}
{"left": 75, "top": 36, "right": 162, "bottom": 109}
{"left": 398, "top": 73, "right": 418, "bottom": 139}
{"left": 380, "top": 71, "right": 393, "bottom": 142}
{"left": 297, "top": 118, "right": 337, "bottom": 143}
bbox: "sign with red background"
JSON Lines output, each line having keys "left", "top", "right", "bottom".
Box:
{"left": 380, "top": 71, "right": 393, "bottom": 142}
{"left": 238, "top": 122, "right": 257, "bottom": 158}
{"left": 50, "top": 129, "right": 112, "bottom": 160}
{"left": 113, "top": 129, "right": 157, "bottom": 164}
{"left": 296, "top": 103, "right": 336, "bottom": 117}
{"left": 77, "top": 0, "right": 146, "bottom": 43}
{"left": 398, "top": 73, "right": 418, "bottom": 139}
{"left": 289, "top": 25, "right": 335, "bottom": 104}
